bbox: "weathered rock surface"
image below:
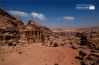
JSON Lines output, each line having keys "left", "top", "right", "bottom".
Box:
{"left": 0, "top": 8, "right": 18, "bottom": 46}
{"left": 0, "top": 8, "right": 53, "bottom": 46}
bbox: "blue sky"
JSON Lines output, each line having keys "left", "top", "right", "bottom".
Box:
{"left": 0, "top": 0, "right": 99, "bottom": 28}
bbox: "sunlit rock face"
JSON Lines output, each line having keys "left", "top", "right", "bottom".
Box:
{"left": 0, "top": 8, "right": 54, "bottom": 46}
{"left": 0, "top": 8, "right": 19, "bottom": 46}
{"left": 27, "top": 20, "right": 37, "bottom": 26}
{"left": 19, "top": 20, "right": 53, "bottom": 44}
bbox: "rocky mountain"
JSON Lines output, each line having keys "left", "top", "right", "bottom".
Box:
{"left": 0, "top": 8, "right": 53, "bottom": 46}
{"left": 0, "top": 8, "right": 16, "bottom": 20}
{"left": 0, "top": 8, "right": 19, "bottom": 46}
{"left": 18, "top": 20, "right": 53, "bottom": 45}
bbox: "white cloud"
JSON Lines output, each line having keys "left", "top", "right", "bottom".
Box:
{"left": 31, "top": 12, "right": 46, "bottom": 21}
{"left": 7, "top": 11, "right": 47, "bottom": 21}
{"left": 63, "top": 16, "right": 75, "bottom": 20}
{"left": 8, "top": 11, "right": 29, "bottom": 17}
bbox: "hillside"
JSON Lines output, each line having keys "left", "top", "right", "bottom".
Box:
{"left": 0, "top": 8, "right": 99, "bottom": 65}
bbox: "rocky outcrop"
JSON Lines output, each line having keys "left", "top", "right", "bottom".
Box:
{"left": 17, "top": 20, "right": 53, "bottom": 45}
{"left": 0, "top": 8, "right": 16, "bottom": 20}
{"left": 75, "top": 51, "right": 99, "bottom": 65}
{"left": 0, "top": 8, "right": 18, "bottom": 46}
{"left": 75, "top": 28, "right": 99, "bottom": 65}
{"left": 0, "top": 8, "right": 53, "bottom": 46}
{"left": 81, "top": 53, "right": 99, "bottom": 65}
{"left": 77, "top": 27, "right": 99, "bottom": 49}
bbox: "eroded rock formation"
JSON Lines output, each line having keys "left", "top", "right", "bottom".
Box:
{"left": 0, "top": 8, "right": 53, "bottom": 46}
{"left": 0, "top": 8, "right": 18, "bottom": 46}
{"left": 17, "top": 20, "right": 53, "bottom": 45}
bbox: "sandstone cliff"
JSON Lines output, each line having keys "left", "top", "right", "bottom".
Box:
{"left": 0, "top": 8, "right": 18, "bottom": 46}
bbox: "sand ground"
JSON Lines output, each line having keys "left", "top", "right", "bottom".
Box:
{"left": 0, "top": 43, "right": 82, "bottom": 65}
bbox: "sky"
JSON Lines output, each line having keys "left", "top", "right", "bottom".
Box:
{"left": 0, "top": 0, "right": 99, "bottom": 28}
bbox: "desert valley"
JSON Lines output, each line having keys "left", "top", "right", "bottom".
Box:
{"left": 0, "top": 8, "right": 99, "bottom": 65}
